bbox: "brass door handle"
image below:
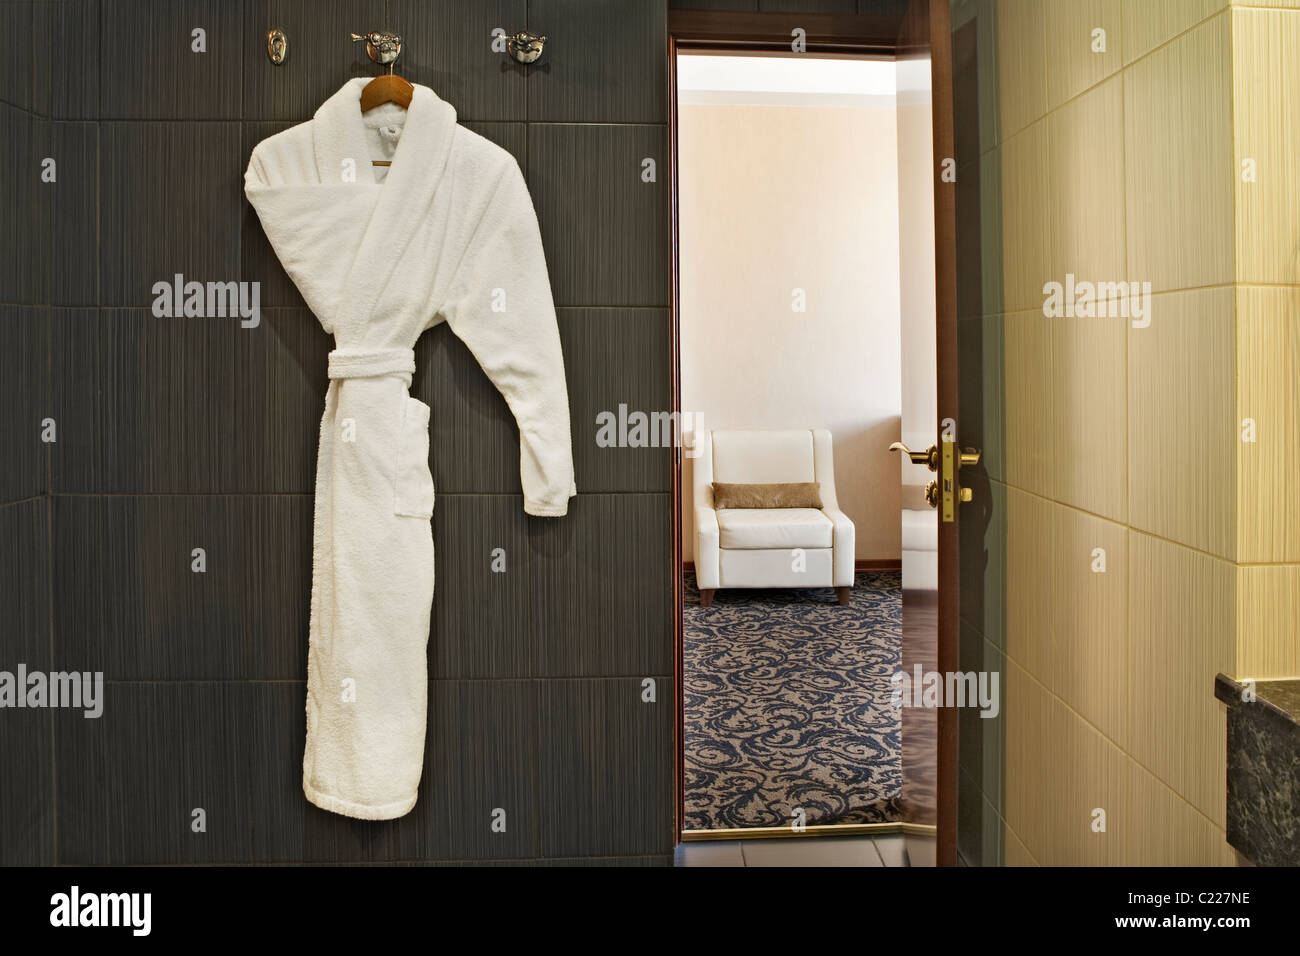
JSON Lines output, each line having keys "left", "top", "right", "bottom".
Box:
{"left": 889, "top": 441, "right": 939, "bottom": 472}
{"left": 896, "top": 439, "right": 981, "bottom": 516}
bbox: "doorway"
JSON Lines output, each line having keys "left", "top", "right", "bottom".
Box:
{"left": 668, "top": 3, "right": 957, "bottom": 864}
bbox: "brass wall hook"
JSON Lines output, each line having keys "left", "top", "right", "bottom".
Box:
{"left": 267, "top": 28, "right": 288, "bottom": 65}
{"left": 352, "top": 31, "right": 403, "bottom": 69}
{"left": 507, "top": 31, "right": 546, "bottom": 64}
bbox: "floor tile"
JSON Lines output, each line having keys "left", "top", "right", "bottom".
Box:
{"left": 873, "top": 834, "right": 907, "bottom": 867}
{"left": 740, "top": 836, "right": 885, "bottom": 867}
{"left": 674, "top": 841, "right": 746, "bottom": 867}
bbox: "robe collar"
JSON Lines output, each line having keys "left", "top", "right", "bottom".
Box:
{"left": 312, "top": 76, "right": 458, "bottom": 190}
{"left": 310, "top": 77, "right": 459, "bottom": 332}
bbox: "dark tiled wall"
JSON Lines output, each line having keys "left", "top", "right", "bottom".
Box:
{"left": 1, "top": 0, "right": 673, "bottom": 865}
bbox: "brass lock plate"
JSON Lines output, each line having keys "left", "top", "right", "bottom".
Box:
{"left": 941, "top": 437, "right": 954, "bottom": 522}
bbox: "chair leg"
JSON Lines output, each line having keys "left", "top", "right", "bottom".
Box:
{"left": 699, "top": 588, "right": 715, "bottom": 608}
{"left": 836, "top": 586, "right": 850, "bottom": 606}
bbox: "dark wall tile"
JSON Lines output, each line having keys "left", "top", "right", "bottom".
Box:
{"left": 1, "top": 0, "right": 33, "bottom": 111}
{"left": 388, "top": 0, "right": 528, "bottom": 122}
{"left": 240, "top": 121, "right": 308, "bottom": 309}
{"left": 52, "top": 308, "right": 329, "bottom": 493}
{"left": 243, "top": 0, "right": 386, "bottom": 122}
{"left": 246, "top": 681, "right": 310, "bottom": 861}
{"left": 528, "top": 123, "right": 669, "bottom": 307}
{"left": 529, "top": 493, "right": 672, "bottom": 677}
{"left": 559, "top": 308, "right": 671, "bottom": 494}
{"left": 535, "top": 678, "right": 674, "bottom": 857}
{"left": 418, "top": 321, "right": 522, "bottom": 495}
{"left": 430, "top": 495, "right": 532, "bottom": 679}
{"left": 462, "top": 120, "right": 526, "bottom": 168}
{"left": 527, "top": 0, "right": 666, "bottom": 124}
{"left": 0, "top": 498, "right": 51, "bottom": 668}
{"left": 0, "top": 105, "right": 50, "bottom": 304}
{"left": 53, "top": 495, "right": 313, "bottom": 680}
{"left": 33, "top": 0, "right": 100, "bottom": 119}
{"left": 423, "top": 679, "right": 537, "bottom": 859}
{"left": 0, "top": 306, "right": 47, "bottom": 502}
{"left": 98, "top": 0, "right": 243, "bottom": 119}
{"left": 241, "top": 307, "right": 333, "bottom": 490}
{"left": 49, "top": 122, "right": 98, "bottom": 305}
{"left": 0, "top": 707, "right": 53, "bottom": 865}
{"left": 57, "top": 682, "right": 256, "bottom": 863}
{"left": 668, "top": 0, "right": 757, "bottom": 10}
{"left": 100, "top": 122, "right": 242, "bottom": 306}
{"left": 536, "top": 853, "right": 672, "bottom": 865}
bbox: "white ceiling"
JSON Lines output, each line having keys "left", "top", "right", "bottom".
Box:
{"left": 676, "top": 54, "right": 897, "bottom": 108}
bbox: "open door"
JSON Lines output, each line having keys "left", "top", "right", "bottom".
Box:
{"left": 892, "top": 0, "right": 962, "bottom": 867}
{"left": 669, "top": 2, "right": 962, "bottom": 861}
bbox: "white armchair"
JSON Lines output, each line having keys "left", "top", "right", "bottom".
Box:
{"left": 693, "top": 429, "right": 856, "bottom": 606}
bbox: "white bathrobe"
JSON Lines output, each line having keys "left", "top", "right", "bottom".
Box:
{"left": 245, "top": 77, "right": 576, "bottom": 820}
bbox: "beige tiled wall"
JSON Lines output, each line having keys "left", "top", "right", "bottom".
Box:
{"left": 1230, "top": 4, "right": 1300, "bottom": 679}
{"left": 1127, "top": 287, "right": 1236, "bottom": 559}
{"left": 964, "top": 0, "right": 1300, "bottom": 865}
{"left": 1123, "top": 12, "right": 1234, "bottom": 293}
{"left": 1234, "top": 287, "right": 1300, "bottom": 565}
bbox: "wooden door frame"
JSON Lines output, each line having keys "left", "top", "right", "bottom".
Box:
{"left": 667, "top": 3, "right": 959, "bottom": 863}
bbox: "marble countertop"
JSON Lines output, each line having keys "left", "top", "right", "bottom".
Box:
{"left": 1215, "top": 673, "right": 1300, "bottom": 865}
{"left": 1215, "top": 674, "right": 1300, "bottom": 726}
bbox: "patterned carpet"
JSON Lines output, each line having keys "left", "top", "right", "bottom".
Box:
{"left": 684, "top": 570, "right": 904, "bottom": 831}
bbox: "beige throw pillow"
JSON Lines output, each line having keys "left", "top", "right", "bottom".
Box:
{"left": 712, "top": 482, "right": 823, "bottom": 509}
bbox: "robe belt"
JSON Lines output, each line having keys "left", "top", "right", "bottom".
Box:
{"left": 327, "top": 347, "right": 416, "bottom": 385}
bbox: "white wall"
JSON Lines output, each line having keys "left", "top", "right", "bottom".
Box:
{"left": 895, "top": 56, "right": 937, "bottom": 501}
{"left": 679, "top": 95, "right": 903, "bottom": 561}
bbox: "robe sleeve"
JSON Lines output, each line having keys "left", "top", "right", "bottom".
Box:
{"left": 440, "top": 159, "right": 578, "bottom": 517}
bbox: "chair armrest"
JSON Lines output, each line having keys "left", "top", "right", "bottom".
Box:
{"left": 694, "top": 505, "right": 720, "bottom": 590}
{"left": 821, "top": 507, "right": 856, "bottom": 588}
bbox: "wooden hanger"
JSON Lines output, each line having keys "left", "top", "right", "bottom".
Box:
{"left": 360, "top": 67, "right": 412, "bottom": 167}
{"left": 360, "top": 69, "right": 413, "bottom": 112}
{"left": 352, "top": 31, "right": 414, "bottom": 166}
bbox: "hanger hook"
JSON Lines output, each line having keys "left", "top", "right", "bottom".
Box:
{"left": 351, "top": 30, "right": 402, "bottom": 69}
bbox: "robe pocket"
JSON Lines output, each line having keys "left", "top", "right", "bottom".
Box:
{"left": 393, "top": 396, "right": 435, "bottom": 519}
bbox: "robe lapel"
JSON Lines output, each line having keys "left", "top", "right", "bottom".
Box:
{"left": 314, "top": 78, "right": 459, "bottom": 336}
{"left": 246, "top": 78, "right": 458, "bottom": 336}
{"left": 312, "top": 77, "right": 383, "bottom": 185}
